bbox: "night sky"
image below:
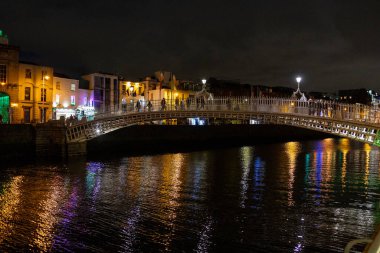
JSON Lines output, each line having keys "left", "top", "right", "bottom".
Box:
{"left": 2, "top": 0, "right": 380, "bottom": 92}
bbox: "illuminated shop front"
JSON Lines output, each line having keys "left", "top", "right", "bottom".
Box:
{"left": 75, "top": 105, "right": 95, "bottom": 121}
{"left": 54, "top": 104, "right": 95, "bottom": 121}
{"left": 0, "top": 92, "right": 9, "bottom": 123}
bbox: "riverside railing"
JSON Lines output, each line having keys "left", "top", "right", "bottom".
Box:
{"left": 92, "top": 97, "right": 380, "bottom": 125}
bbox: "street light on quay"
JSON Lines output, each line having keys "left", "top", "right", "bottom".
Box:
{"left": 42, "top": 74, "right": 50, "bottom": 123}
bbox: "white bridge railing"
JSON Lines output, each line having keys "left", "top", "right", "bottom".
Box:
{"left": 93, "top": 97, "right": 380, "bottom": 124}
{"left": 66, "top": 97, "right": 380, "bottom": 145}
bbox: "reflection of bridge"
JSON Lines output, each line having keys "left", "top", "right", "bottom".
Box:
{"left": 66, "top": 97, "right": 380, "bottom": 147}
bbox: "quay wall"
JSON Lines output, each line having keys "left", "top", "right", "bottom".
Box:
{"left": 0, "top": 121, "right": 67, "bottom": 161}
{"left": 0, "top": 124, "right": 35, "bottom": 161}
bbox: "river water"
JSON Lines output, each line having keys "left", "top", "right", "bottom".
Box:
{"left": 1, "top": 138, "right": 380, "bottom": 252}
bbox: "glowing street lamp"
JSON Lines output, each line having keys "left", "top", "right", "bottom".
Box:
{"left": 202, "top": 79, "right": 207, "bottom": 85}
{"left": 42, "top": 74, "right": 50, "bottom": 123}
{"left": 296, "top": 76, "right": 302, "bottom": 90}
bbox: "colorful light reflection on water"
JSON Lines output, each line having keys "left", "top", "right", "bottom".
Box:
{"left": 0, "top": 138, "right": 380, "bottom": 252}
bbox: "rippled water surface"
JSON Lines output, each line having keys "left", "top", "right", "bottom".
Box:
{"left": 1, "top": 138, "right": 380, "bottom": 252}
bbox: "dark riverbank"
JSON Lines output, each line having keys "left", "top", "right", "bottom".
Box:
{"left": 87, "top": 124, "right": 335, "bottom": 156}
{"left": 0, "top": 124, "right": 335, "bottom": 161}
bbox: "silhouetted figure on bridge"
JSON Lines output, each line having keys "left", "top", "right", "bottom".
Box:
{"left": 147, "top": 100, "right": 152, "bottom": 112}
{"left": 227, "top": 98, "right": 232, "bottom": 110}
{"left": 135, "top": 100, "right": 141, "bottom": 112}
{"left": 186, "top": 97, "right": 191, "bottom": 110}
{"left": 161, "top": 98, "right": 166, "bottom": 111}
{"left": 200, "top": 97, "right": 205, "bottom": 109}
{"left": 175, "top": 97, "right": 179, "bottom": 110}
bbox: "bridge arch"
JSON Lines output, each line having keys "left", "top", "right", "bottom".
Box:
{"left": 66, "top": 109, "right": 380, "bottom": 147}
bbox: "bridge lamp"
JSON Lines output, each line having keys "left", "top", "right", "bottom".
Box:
{"left": 296, "top": 76, "right": 302, "bottom": 90}
{"left": 96, "top": 129, "right": 100, "bottom": 134}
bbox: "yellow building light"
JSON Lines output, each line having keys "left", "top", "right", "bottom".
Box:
{"left": 175, "top": 93, "right": 178, "bottom": 97}
{"left": 126, "top": 82, "right": 131, "bottom": 88}
{"left": 11, "top": 103, "right": 18, "bottom": 107}
{"left": 1, "top": 82, "right": 5, "bottom": 86}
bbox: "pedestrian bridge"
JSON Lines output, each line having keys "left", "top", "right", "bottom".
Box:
{"left": 66, "top": 97, "right": 380, "bottom": 147}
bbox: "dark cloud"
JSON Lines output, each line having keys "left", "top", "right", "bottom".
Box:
{"left": 1, "top": 0, "right": 380, "bottom": 92}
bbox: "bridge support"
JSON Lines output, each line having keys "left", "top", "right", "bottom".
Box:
{"left": 67, "top": 141, "right": 87, "bottom": 156}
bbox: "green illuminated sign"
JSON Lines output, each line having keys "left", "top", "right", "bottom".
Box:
{"left": 374, "top": 130, "right": 380, "bottom": 147}
{"left": 0, "top": 30, "right": 2, "bottom": 36}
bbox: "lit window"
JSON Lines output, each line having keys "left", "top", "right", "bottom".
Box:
{"left": 0, "top": 64, "right": 6, "bottom": 83}
{"left": 71, "top": 84, "right": 75, "bottom": 91}
{"left": 41, "top": 88, "right": 46, "bottom": 102}
{"left": 56, "top": 94, "right": 60, "bottom": 104}
{"left": 56, "top": 82, "right": 61, "bottom": 90}
{"left": 25, "top": 69, "right": 32, "bottom": 79}
{"left": 84, "top": 97, "right": 87, "bottom": 106}
{"left": 25, "top": 87, "right": 31, "bottom": 100}
{"left": 71, "top": 95, "right": 75, "bottom": 105}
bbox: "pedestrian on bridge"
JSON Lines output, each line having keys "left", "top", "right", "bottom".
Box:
{"left": 175, "top": 97, "right": 179, "bottom": 110}
{"left": 147, "top": 100, "right": 152, "bottom": 112}
{"left": 135, "top": 100, "right": 141, "bottom": 112}
{"left": 186, "top": 97, "right": 191, "bottom": 110}
{"left": 161, "top": 98, "right": 166, "bottom": 111}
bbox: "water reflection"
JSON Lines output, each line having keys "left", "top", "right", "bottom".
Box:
{"left": 239, "top": 146, "right": 252, "bottom": 208}
{"left": 0, "top": 139, "right": 380, "bottom": 252}
{"left": 285, "top": 141, "right": 301, "bottom": 206}
{"left": 0, "top": 176, "right": 23, "bottom": 245}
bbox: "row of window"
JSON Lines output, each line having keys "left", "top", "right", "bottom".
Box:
{"left": 24, "top": 87, "right": 76, "bottom": 105}
{"left": 55, "top": 82, "right": 76, "bottom": 91}
{"left": 0, "top": 65, "right": 76, "bottom": 93}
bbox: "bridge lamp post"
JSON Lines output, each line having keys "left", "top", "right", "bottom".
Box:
{"left": 296, "top": 76, "right": 302, "bottom": 91}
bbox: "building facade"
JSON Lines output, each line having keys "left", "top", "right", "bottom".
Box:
{"left": 0, "top": 31, "right": 54, "bottom": 124}
{"left": 82, "top": 73, "right": 119, "bottom": 113}
{"left": 0, "top": 41, "right": 19, "bottom": 123}
{"left": 18, "top": 63, "right": 53, "bottom": 123}
{"left": 52, "top": 75, "right": 95, "bottom": 120}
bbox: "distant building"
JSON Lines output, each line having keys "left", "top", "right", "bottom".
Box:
{"left": 82, "top": 72, "right": 119, "bottom": 113}
{"left": 307, "top": 91, "right": 336, "bottom": 100}
{"left": 207, "top": 78, "right": 250, "bottom": 96}
{"left": 138, "top": 71, "right": 196, "bottom": 105}
{"left": 338, "top": 88, "right": 372, "bottom": 105}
